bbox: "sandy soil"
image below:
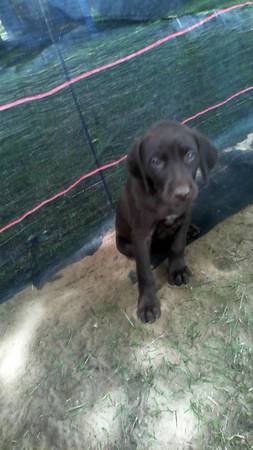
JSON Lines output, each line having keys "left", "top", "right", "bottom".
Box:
{"left": 0, "top": 204, "right": 253, "bottom": 450}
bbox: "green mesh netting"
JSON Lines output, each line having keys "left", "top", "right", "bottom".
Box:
{"left": 0, "top": 1, "right": 253, "bottom": 299}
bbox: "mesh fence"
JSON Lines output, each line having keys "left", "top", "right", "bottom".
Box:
{"left": 0, "top": 1, "right": 253, "bottom": 299}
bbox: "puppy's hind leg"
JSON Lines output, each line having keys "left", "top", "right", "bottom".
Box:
{"left": 116, "top": 234, "right": 134, "bottom": 258}
{"left": 186, "top": 223, "right": 200, "bottom": 242}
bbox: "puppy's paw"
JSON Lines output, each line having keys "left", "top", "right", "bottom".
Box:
{"left": 137, "top": 296, "right": 161, "bottom": 324}
{"left": 168, "top": 265, "right": 191, "bottom": 286}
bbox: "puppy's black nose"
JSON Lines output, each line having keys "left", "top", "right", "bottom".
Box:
{"left": 173, "top": 184, "right": 190, "bottom": 201}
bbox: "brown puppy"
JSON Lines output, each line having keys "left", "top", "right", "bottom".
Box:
{"left": 115, "top": 121, "right": 217, "bottom": 323}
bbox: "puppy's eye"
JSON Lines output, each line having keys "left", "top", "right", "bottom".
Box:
{"left": 184, "top": 150, "right": 196, "bottom": 163}
{"left": 150, "top": 156, "right": 163, "bottom": 169}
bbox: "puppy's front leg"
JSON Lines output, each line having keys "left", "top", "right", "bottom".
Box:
{"left": 132, "top": 231, "right": 161, "bottom": 323}
{"left": 168, "top": 215, "right": 192, "bottom": 286}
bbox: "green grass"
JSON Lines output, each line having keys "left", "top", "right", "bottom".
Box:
{"left": 1, "top": 216, "right": 253, "bottom": 449}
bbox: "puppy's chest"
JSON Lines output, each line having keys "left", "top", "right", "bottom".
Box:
{"left": 162, "top": 213, "right": 184, "bottom": 232}
{"left": 164, "top": 214, "right": 179, "bottom": 225}
{"left": 154, "top": 213, "right": 185, "bottom": 241}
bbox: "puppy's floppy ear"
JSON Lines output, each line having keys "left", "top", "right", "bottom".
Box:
{"left": 127, "top": 138, "right": 150, "bottom": 193}
{"left": 191, "top": 128, "right": 218, "bottom": 184}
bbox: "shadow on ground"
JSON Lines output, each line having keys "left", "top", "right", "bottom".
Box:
{"left": 0, "top": 201, "right": 253, "bottom": 449}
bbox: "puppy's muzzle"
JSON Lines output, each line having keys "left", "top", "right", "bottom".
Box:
{"left": 172, "top": 184, "right": 190, "bottom": 202}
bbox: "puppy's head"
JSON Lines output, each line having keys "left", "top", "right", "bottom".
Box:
{"left": 128, "top": 121, "right": 217, "bottom": 213}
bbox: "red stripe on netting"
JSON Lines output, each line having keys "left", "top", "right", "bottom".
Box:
{"left": 0, "top": 84, "right": 253, "bottom": 236}
{"left": 181, "top": 86, "right": 253, "bottom": 124}
{"left": 0, "top": 1, "right": 252, "bottom": 112}
{"left": 0, "top": 155, "right": 127, "bottom": 234}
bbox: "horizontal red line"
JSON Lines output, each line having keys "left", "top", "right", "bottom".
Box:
{"left": 181, "top": 85, "right": 253, "bottom": 124}
{"left": 0, "top": 1, "right": 252, "bottom": 112}
{"left": 0, "top": 155, "right": 127, "bottom": 234}
{"left": 1, "top": 84, "right": 252, "bottom": 235}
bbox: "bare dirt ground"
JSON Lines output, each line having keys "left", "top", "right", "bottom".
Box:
{"left": 0, "top": 205, "right": 253, "bottom": 450}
